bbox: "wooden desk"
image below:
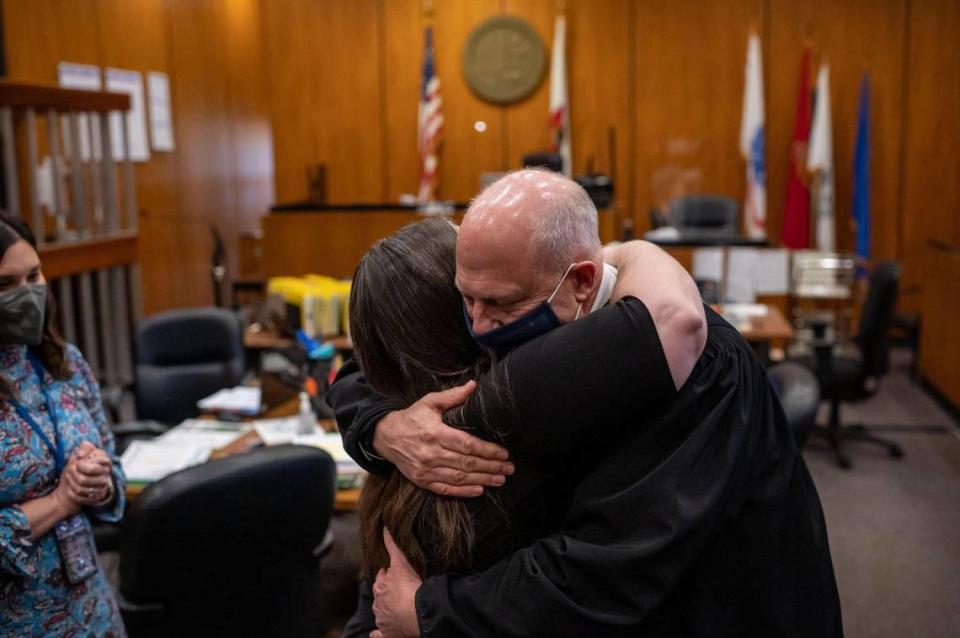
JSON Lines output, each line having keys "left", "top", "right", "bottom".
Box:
{"left": 243, "top": 327, "right": 353, "bottom": 353}
{"left": 243, "top": 327, "right": 295, "bottom": 350}
{"left": 718, "top": 304, "right": 794, "bottom": 342}
{"left": 124, "top": 412, "right": 363, "bottom": 512}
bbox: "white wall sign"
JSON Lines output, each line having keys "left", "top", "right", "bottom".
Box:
{"left": 105, "top": 68, "right": 150, "bottom": 162}
{"left": 146, "top": 71, "right": 175, "bottom": 152}
{"left": 57, "top": 62, "right": 102, "bottom": 161}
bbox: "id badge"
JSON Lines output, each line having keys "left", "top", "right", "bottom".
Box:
{"left": 54, "top": 515, "right": 97, "bottom": 584}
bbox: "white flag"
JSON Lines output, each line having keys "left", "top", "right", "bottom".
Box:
{"left": 549, "top": 14, "right": 572, "bottom": 176}
{"left": 739, "top": 34, "right": 766, "bottom": 239}
{"left": 807, "top": 63, "right": 835, "bottom": 251}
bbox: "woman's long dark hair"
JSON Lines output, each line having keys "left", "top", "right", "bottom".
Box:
{"left": 0, "top": 215, "right": 69, "bottom": 399}
{"left": 350, "top": 218, "right": 509, "bottom": 579}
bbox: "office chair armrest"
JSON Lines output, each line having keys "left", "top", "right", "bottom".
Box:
{"left": 114, "top": 587, "right": 166, "bottom": 621}
{"left": 313, "top": 529, "right": 335, "bottom": 561}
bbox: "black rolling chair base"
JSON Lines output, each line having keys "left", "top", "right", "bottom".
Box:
{"left": 809, "top": 423, "right": 905, "bottom": 469}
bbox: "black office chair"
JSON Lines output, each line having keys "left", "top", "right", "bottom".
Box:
{"left": 767, "top": 362, "right": 820, "bottom": 448}
{"left": 792, "top": 260, "right": 906, "bottom": 469}
{"left": 668, "top": 194, "right": 739, "bottom": 240}
{"left": 135, "top": 307, "right": 246, "bottom": 425}
{"left": 116, "top": 445, "right": 337, "bottom": 638}
{"left": 522, "top": 151, "right": 563, "bottom": 172}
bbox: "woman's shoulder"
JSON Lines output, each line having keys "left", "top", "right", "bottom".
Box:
{"left": 62, "top": 343, "right": 96, "bottom": 380}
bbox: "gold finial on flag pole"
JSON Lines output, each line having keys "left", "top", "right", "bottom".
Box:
{"left": 555, "top": 0, "right": 567, "bottom": 15}
{"left": 422, "top": 0, "right": 435, "bottom": 19}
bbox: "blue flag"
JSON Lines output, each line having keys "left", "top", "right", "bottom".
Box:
{"left": 853, "top": 74, "right": 870, "bottom": 263}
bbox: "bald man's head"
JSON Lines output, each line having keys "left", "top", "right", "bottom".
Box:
{"left": 461, "top": 169, "right": 601, "bottom": 276}
{"left": 456, "top": 169, "right": 604, "bottom": 335}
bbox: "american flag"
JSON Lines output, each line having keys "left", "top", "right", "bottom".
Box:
{"left": 417, "top": 26, "right": 443, "bottom": 202}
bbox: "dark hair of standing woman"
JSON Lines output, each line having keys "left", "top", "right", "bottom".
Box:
{"left": 0, "top": 215, "right": 69, "bottom": 399}
{"left": 350, "top": 217, "right": 510, "bottom": 580}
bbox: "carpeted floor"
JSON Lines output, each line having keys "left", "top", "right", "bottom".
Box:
{"left": 802, "top": 349, "right": 960, "bottom": 637}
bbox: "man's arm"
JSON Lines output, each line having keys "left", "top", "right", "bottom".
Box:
{"left": 603, "top": 240, "right": 707, "bottom": 389}
{"left": 412, "top": 383, "right": 756, "bottom": 638}
{"left": 327, "top": 359, "right": 513, "bottom": 496}
{"left": 369, "top": 297, "right": 706, "bottom": 636}
{"left": 326, "top": 359, "right": 397, "bottom": 475}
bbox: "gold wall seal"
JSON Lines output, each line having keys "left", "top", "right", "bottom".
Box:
{"left": 462, "top": 16, "right": 547, "bottom": 105}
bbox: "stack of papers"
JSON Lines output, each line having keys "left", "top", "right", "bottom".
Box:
{"left": 253, "top": 418, "right": 364, "bottom": 484}
{"left": 157, "top": 419, "right": 250, "bottom": 449}
{"left": 292, "top": 431, "right": 363, "bottom": 474}
{"left": 197, "top": 387, "right": 261, "bottom": 415}
{"left": 253, "top": 416, "right": 315, "bottom": 446}
{"left": 122, "top": 420, "right": 251, "bottom": 485}
{"left": 719, "top": 303, "right": 768, "bottom": 331}
{"left": 121, "top": 440, "right": 211, "bottom": 483}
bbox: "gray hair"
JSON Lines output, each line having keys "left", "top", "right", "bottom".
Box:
{"left": 471, "top": 168, "right": 601, "bottom": 276}
{"left": 527, "top": 174, "right": 601, "bottom": 274}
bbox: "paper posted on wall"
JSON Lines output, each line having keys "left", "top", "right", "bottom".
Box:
{"left": 104, "top": 68, "right": 150, "bottom": 162}
{"left": 725, "top": 248, "right": 758, "bottom": 303}
{"left": 692, "top": 247, "right": 725, "bottom": 282}
{"left": 57, "top": 62, "right": 102, "bottom": 161}
{"left": 147, "top": 71, "right": 175, "bottom": 152}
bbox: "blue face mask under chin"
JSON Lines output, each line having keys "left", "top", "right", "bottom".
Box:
{"left": 464, "top": 263, "right": 581, "bottom": 351}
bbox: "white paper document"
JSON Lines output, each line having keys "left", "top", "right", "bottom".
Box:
{"left": 57, "top": 62, "right": 102, "bottom": 161}
{"left": 197, "top": 386, "right": 261, "bottom": 415}
{"left": 692, "top": 247, "right": 725, "bottom": 282}
{"left": 105, "top": 68, "right": 150, "bottom": 162}
{"left": 292, "top": 431, "right": 364, "bottom": 476}
{"left": 720, "top": 303, "right": 769, "bottom": 318}
{"left": 725, "top": 248, "right": 758, "bottom": 303}
{"left": 121, "top": 440, "right": 210, "bottom": 483}
{"left": 157, "top": 419, "right": 250, "bottom": 450}
{"left": 253, "top": 416, "right": 319, "bottom": 446}
{"left": 753, "top": 249, "right": 790, "bottom": 295}
{"left": 146, "top": 71, "right": 175, "bottom": 151}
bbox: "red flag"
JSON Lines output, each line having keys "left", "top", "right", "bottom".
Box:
{"left": 782, "top": 47, "right": 812, "bottom": 249}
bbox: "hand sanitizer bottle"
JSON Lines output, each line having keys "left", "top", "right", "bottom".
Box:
{"left": 297, "top": 391, "right": 315, "bottom": 435}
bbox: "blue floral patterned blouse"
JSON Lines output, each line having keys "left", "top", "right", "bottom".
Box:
{"left": 1, "top": 343, "right": 127, "bottom": 637}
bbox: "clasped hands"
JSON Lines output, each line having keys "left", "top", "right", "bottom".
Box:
{"left": 52, "top": 441, "right": 114, "bottom": 515}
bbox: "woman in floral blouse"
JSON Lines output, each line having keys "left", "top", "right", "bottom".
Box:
{"left": 1, "top": 215, "right": 126, "bottom": 637}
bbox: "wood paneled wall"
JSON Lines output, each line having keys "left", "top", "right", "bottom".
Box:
{"left": 3, "top": 0, "right": 274, "bottom": 315}
{"left": 259, "top": 0, "right": 957, "bottom": 402}
{"left": 5, "top": 1, "right": 956, "bottom": 401}
{"left": 264, "top": 0, "right": 955, "bottom": 262}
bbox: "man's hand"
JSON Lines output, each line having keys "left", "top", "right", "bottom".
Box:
{"left": 373, "top": 381, "right": 514, "bottom": 497}
{"left": 371, "top": 528, "right": 422, "bottom": 638}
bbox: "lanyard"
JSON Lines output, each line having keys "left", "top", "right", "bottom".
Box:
{"left": 9, "top": 352, "right": 65, "bottom": 474}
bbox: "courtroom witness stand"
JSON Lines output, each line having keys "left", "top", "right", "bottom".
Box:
{"left": 0, "top": 215, "right": 127, "bottom": 637}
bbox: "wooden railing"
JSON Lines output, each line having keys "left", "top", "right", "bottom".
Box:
{"left": 1, "top": 80, "right": 139, "bottom": 399}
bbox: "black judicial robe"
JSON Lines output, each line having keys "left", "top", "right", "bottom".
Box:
{"left": 330, "top": 299, "right": 842, "bottom": 637}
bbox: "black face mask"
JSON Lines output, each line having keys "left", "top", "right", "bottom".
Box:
{"left": 464, "top": 263, "right": 580, "bottom": 352}
{"left": 0, "top": 284, "right": 47, "bottom": 346}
